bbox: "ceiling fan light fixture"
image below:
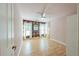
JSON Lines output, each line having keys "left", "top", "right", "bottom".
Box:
{"left": 43, "top": 13, "right": 46, "bottom": 17}
{"left": 41, "top": 17, "right": 46, "bottom": 20}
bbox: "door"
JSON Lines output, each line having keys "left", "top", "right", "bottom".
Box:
{"left": 40, "top": 23, "right": 45, "bottom": 37}
{"left": 32, "top": 22, "right": 39, "bottom": 37}
{"left": 7, "top": 4, "right": 15, "bottom": 56}
{"left": 0, "top": 3, "right": 14, "bottom": 56}
{"left": 66, "top": 14, "right": 78, "bottom": 56}
{"left": 0, "top": 3, "right": 8, "bottom": 56}
{"left": 23, "top": 21, "right": 32, "bottom": 39}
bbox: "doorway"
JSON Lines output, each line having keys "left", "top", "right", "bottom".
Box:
{"left": 23, "top": 20, "right": 32, "bottom": 39}
{"left": 23, "top": 20, "right": 48, "bottom": 40}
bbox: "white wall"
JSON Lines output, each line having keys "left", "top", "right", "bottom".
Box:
{"left": 77, "top": 3, "right": 79, "bottom": 56}
{"left": 49, "top": 17, "right": 66, "bottom": 44}
{"left": 49, "top": 13, "right": 78, "bottom": 56}
{"left": 66, "top": 14, "right": 78, "bottom": 56}
{"left": 14, "top": 4, "right": 23, "bottom": 56}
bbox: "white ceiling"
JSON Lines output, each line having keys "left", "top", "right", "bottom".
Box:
{"left": 15, "top": 3, "right": 77, "bottom": 22}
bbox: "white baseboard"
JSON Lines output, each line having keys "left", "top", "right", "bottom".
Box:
{"left": 50, "top": 39, "right": 66, "bottom": 46}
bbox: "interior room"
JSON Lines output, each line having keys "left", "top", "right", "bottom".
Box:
{"left": 0, "top": 3, "right": 79, "bottom": 56}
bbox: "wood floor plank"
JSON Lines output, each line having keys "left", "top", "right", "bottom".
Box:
{"left": 19, "top": 37, "right": 66, "bottom": 56}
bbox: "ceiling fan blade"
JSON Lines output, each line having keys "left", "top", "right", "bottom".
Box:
{"left": 36, "top": 4, "right": 48, "bottom": 18}
{"left": 41, "top": 4, "right": 48, "bottom": 18}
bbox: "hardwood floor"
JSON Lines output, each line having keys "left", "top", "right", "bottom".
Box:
{"left": 19, "top": 37, "right": 66, "bottom": 56}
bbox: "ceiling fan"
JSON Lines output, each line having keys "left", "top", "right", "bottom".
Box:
{"left": 37, "top": 4, "right": 47, "bottom": 19}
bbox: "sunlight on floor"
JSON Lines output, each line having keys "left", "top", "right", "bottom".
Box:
{"left": 19, "top": 37, "right": 66, "bottom": 56}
